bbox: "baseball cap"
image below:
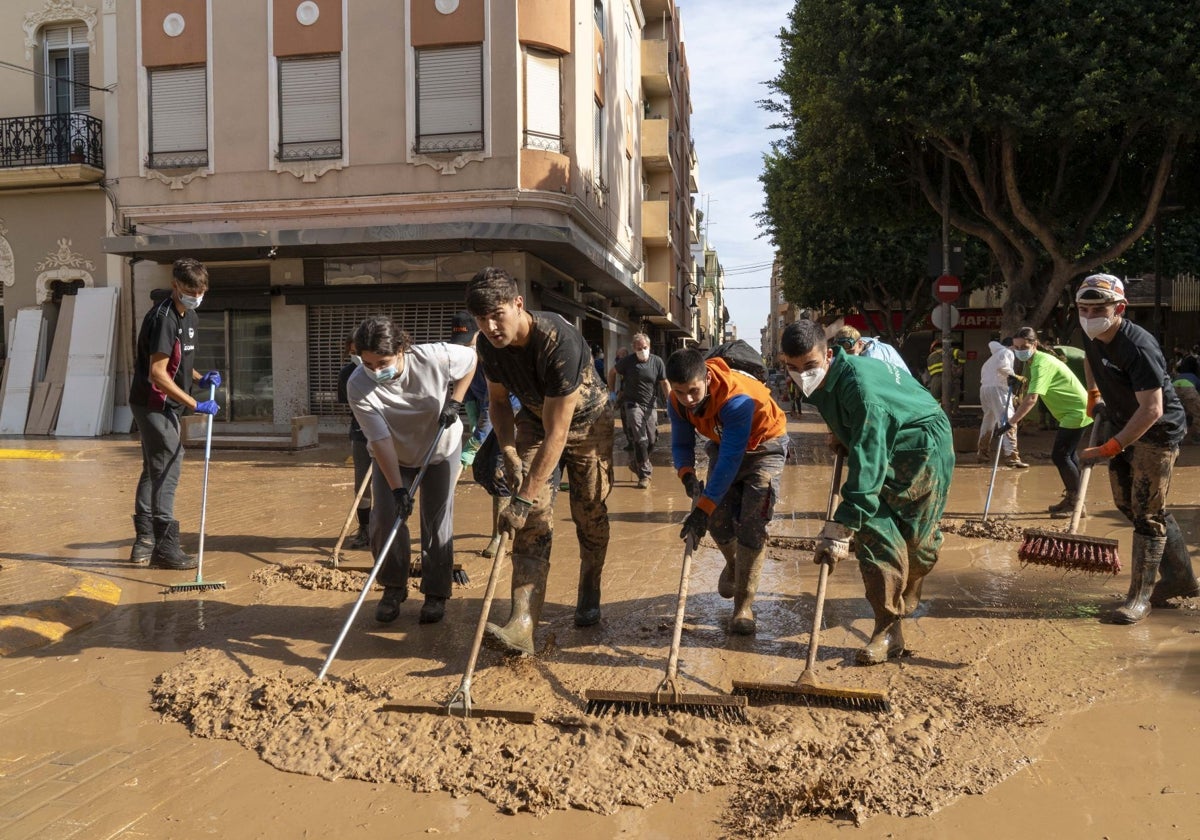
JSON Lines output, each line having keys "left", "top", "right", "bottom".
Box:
{"left": 449, "top": 311, "right": 477, "bottom": 345}
{"left": 1076, "top": 274, "right": 1126, "bottom": 303}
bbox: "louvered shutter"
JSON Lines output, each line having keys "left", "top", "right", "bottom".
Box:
{"left": 524, "top": 51, "right": 561, "bottom": 152}
{"left": 71, "top": 49, "right": 90, "bottom": 111}
{"left": 416, "top": 45, "right": 483, "bottom": 153}
{"left": 279, "top": 55, "right": 342, "bottom": 160}
{"left": 149, "top": 66, "right": 208, "bottom": 167}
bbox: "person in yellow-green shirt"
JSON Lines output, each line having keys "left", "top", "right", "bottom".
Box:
{"left": 1004, "top": 327, "right": 1093, "bottom": 517}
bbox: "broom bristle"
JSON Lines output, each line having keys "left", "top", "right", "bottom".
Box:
{"left": 167, "top": 580, "right": 226, "bottom": 592}
{"left": 1019, "top": 528, "right": 1121, "bottom": 574}
{"left": 732, "top": 680, "right": 891, "bottom": 713}
{"left": 583, "top": 697, "right": 748, "bottom": 722}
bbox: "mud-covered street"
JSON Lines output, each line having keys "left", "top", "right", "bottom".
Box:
{"left": 2, "top": 417, "right": 1198, "bottom": 839}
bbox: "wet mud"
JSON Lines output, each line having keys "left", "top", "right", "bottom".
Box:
{"left": 940, "top": 517, "right": 1025, "bottom": 542}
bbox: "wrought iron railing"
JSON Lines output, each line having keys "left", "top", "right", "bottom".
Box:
{"left": 0, "top": 113, "right": 103, "bottom": 169}
{"left": 416, "top": 132, "right": 484, "bottom": 154}
{"left": 278, "top": 139, "right": 343, "bottom": 161}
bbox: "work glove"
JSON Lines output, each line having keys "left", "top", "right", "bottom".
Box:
{"left": 826, "top": 433, "right": 848, "bottom": 457}
{"left": 497, "top": 445, "right": 524, "bottom": 495}
{"left": 681, "top": 472, "right": 701, "bottom": 499}
{"left": 498, "top": 495, "right": 533, "bottom": 536}
{"left": 1086, "top": 389, "right": 1104, "bottom": 419}
{"left": 1081, "top": 437, "right": 1122, "bottom": 464}
{"left": 995, "top": 421, "right": 1012, "bottom": 436}
{"left": 438, "top": 398, "right": 463, "bottom": 428}
{"left": 814, "top": 520, "right": 853, "bottom": 566}
{"left": 679, "top": 507, "right": 709, "bottom": 545}
{"left": 198, "top": 370, "right": 222, "bottom": 390}
{"left": 391, "top": 487, "right": 414, "bottom": 519}
{"left": 194, "top": 400, "right": 220, "bottom": 415}
{"left": 1006, "top": 374, "right": 1025, "bottom": 392}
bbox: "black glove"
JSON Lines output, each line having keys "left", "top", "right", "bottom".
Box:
{"left": 680, "top": 507, "right": 709, "bottom": 544}
{"left": 681, "top": 473, "right": 701, "bottom": 499}
{"left": 1007, "top": 375, "right": 1025, "bottom": 392}
{"left": 995, "top": 421, "right": 1012, "bottom": 436}
{"left": 392, "top": 487, "right": 413, "bottom": 519}
{"left": 438, "top": 399, "right": 463, "bottom": 428}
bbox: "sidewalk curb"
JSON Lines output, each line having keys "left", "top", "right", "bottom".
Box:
{"left": 0, "top": 563, "right": 122, "bottom": 656}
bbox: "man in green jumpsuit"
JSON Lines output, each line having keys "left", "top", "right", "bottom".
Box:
{"left": 781, "top": 320, "right": 956, "bottom": 665}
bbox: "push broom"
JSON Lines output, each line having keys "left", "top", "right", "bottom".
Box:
{"left": 169, "top": 385, "right": 226, "bottom": 593}
{"left": 732, "top": 453, "right": 891, "bottom": 712}
{"left": 583, "top": 484, "right": 749, "bottom": 722}
{"left": 1018, "top": 420, "right": 1121, "bottom": 575}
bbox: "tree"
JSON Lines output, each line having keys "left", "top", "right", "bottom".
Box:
{"left": 763, "top": 0, "right": 1200, "bottom": 331}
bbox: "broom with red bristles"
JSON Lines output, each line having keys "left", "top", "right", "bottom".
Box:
{"left": 1018, "top": 419, "right": 1121, "bottom": 575}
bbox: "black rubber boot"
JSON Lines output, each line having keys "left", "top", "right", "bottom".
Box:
{"left": 149, "top": 519, "right": 197, "bottom": 570}
{"left": 350, "top": 508, "right": 370, "bottom": 549}
{"left": 1150, "top": 515, "right": 1199, "bottom": 607}
{"left": 729, "top": 543, "right": 764, "bottom": 636}
{"left": 129, "top": 514, "right": 155, "bottom": 566}
{"left": 1110, "top": 533, "right": 1165, "bottom": 625}
{"left": 856, "top": 615, "right": 905, "bottom": 665}
{"left": 418, "top": 595, "right": 446, "bottom": 624}
{"left": 375, "top": 586, "right": 406, "bottom": 623}
{"left": 574, "top": 550, "right": 605, "bottom": 627}
{"left": 485, "top": 554, "right": 548, "bottom": 656}
{"left": 715, "top": 539, "right": 737, "bottom": 599}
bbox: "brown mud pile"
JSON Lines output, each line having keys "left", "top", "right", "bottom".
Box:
{"left": 251, "top": 562, "right": 470, "bottom": 594}
{"left": 940, "top": 517, "right": 1025, "bottom": 541}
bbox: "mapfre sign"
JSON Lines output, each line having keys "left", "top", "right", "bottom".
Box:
{"left": 847, "top": 309, "right": 1003, "bottom": 333}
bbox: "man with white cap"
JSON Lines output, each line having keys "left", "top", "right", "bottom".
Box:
{"left": 1077, "top": 273, "right": 1199, "bottom": 622}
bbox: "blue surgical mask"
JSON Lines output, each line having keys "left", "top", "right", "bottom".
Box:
{"left": 1014, "top": 348, "right": 1034, "bottom": 362}
{"left": 179, "top": 293, "right": 203, "bottom": 310}
{"left": 370, "top": 366, "right": 397, "bottom": 383}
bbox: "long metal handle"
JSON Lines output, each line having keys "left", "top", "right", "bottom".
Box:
{"left": 982, "top": 382, "right": 1015, "bottom": 522}
{"left": 317, "top": 427, "right": 444, "bottom": 681}
{"left": 1068, "top": 419, "right": 1104, "bottom": 534}
{"left": 805, "top": 452, "right": 844, "bottom": 672}
{"left": 331, "top": 463, "right": 374, "bottom": 569}
{"left": 194, "top": 384, "right": 216, "bottom": 583}
{"left": 446, "top": 532, "right": 509, "bottom": 718}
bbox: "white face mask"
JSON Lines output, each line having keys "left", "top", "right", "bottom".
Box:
{"left": 789, "top": 366, "right": 826, "bottom": 397}
{"left": 635, "top": 348, "right": 650, "bottom": 362}
{"left": 179, "top": 293, "right": 203, "bottom": 310}
{"left": 1080, "top": 314, "right": 1115, "bottom": 340}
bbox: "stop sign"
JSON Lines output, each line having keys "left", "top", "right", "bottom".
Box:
{"left": 933, "top": 275, "right": 961, "bottom": 303}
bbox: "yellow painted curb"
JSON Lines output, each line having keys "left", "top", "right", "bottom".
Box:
{"left": 0, "top": 574, "right": 121, "bottom": 656}
{"left": 0, "top": 449, "right": 64, "bottom": 461}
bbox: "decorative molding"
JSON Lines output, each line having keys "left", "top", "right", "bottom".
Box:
{"left": 0, "top": 223, "right": 14, "bottom": 289}
{"left": 23, "top": 0, "right": 98, "bottom": 60}
{"left": 275, "top": 158, "right": 345, "bottom": 183}
{"left": 36, "top": 268, "right": 94, "bottom": 304}
{"left": 145, "top": 167, "right": 209, "bottom": 190}
{"left": 410, "top": 150, "right": 487, "bottom": 176}
{"left": 35, "top": 238, "right": 96, "bottom": 273}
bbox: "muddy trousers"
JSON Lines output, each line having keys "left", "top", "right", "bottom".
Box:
{"left": 131, "top": 404, "right": 184, "bottom": 526}
{"left": 855, "top": 420, "right": 955, "bottom": 623}
{"left": 370, "top": 455, "right": 461, "bottom": 600}
{"left": 625, "top": 401, "right": 658, "bottom": 480}
{"left": 704, "top": 438, "right": 787, "bottom": 551}
{"left": 1050, "top": 426, "right": 1086, "bottom": 497}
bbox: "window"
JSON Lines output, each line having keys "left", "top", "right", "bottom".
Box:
{"left": 148, "top": 65, "right": 207, "bottom": 168}
{"left": 416, "top": 45, "right": 483, "bottom": 154}
{"left": 593, "top": 99, "right": 605, "bottom": 184}
{"left": 43, "top": 24, "right": 89, "bottom": 114}
{"left": 278, "top": 55, "right": 342, "bottom": 160}
{"left": 523, "top": 49, "right": 561, "bottom": 153}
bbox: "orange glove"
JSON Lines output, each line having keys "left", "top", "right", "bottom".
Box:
{"left": 1085, "top": 389, "right": 1103, "bottom": 418}
{"left": 1081, "top": 437, "right": 1122, "bottom": 462}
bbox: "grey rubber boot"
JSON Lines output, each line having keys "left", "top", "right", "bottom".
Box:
{"left": 1150, "top": 515, "right": 1199, "bottom": 607}
{"left": 485, "top": 554, "right": 548, "bottom": 656}
{"left": 856, "top": 615, "right": 905, "bottom": 665}
{"left": 1110, "top": 533, "right": 1165, "bottom": 625}
{"left": 716, "top": 539, "right": 738, "bottom": 599}
{"left": 729, "top": 543, "right": 764, "bottom": 636}
{"left": 481, "top": 496, "right": 507, "bottom": 559}
{"left": 129, "top": 514, "right": 155, "bottom": 566}
{"left": 574, "top": 550, "right": 605, "bottom": 627}
{"left": 149, "top": 519, "right": 197, "bottom": 571}
{"left": 901, "top": 567, "right": 929, "bottom": 617}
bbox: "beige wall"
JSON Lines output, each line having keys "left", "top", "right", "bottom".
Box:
{"left": 0, "top": 191, "right": 109, "bottom": 311}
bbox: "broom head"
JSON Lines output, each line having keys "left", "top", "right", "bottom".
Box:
{"left": 1019, "top": 527, "right": 1121, "bottom": 575}
{"left": 167, "top": 579, "right": 227, "bottom": 593}
{"left": 583, "top": 688, "right": 748, "bottom": 722}
{"left": 732, "top": 669, "right": 891, "bottom": 713}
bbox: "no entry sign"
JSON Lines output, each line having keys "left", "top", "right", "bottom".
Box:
{"left": 933, "top": 275, "right": 962, "bottom": 303}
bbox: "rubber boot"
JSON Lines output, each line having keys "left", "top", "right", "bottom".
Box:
{"left": 1047, "top": 493, "right": 1077, "bottom": 518}
{"left": 129, "top": 514, "right": 155, "bottom": 566}
{"left": 481, "top": 496, "right": 507, "bottom": 559}
{"left": 856, "top": 615, "right": 905, "bottom": 665}
{"left": 574, "top": 551, "right": 605, "bottom": 627}
{"left": 901, "top": 566, "right": 930, "bottom": 617}
{"left": 715, "top": 539, "right": 738, "bottom": 599}
{"left": 1110, "top": 533, "right": 1165, "bottom": 625}
{"left": 149, "top": 519, "right": 198, "bottom": 570}
{"left": 1150, "top": 516, "right": 1199, "bottom": 607}
{"left": 729, "top": 543, "right": 764, "bottom": 636}
{"left": 485, "top": 554, "right": 548, "bottom": 656}
{"left": 349, "top": 507, "right": 371, "bottom": 549}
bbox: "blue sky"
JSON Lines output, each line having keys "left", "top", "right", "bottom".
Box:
{"left": 680, "top": 0, "right": 793, "bottom": 352}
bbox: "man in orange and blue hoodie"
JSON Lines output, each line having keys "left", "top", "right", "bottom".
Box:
{"left": 667, "top": 348, "right": 789, "bottom": 636}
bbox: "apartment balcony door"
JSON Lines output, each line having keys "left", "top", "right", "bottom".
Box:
{"left": 193, "top": 311, "right": 273, "bottom": 422}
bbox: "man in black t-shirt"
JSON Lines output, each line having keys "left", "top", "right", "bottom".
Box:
{"left": 128, "top": 258, "right": 221, "bottom": 570}
{"left": 1078, "top": 274, "right": 1198, "bottom": 623}
{"left": 608, "top": 332, "right": 668, "bottom": 488}
{"left": 467, "top": 267, "right": 614, "bottom": 656}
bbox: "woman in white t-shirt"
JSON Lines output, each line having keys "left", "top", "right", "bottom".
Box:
{"left": 347, "top": 315, "right": 477, "bottom": 625}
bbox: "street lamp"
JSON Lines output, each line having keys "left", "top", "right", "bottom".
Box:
{"left": 685, "top": 282, "right": 699, "bottom": 310}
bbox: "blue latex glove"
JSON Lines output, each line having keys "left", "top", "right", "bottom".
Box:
{"left": 194, "top": 400, "right": 220, "bottom": 415}
{"left": 199, "top": 370, "right": 222, "bottom": 389}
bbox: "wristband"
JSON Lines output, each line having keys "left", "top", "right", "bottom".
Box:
{"left": 512, "top": 495, "right": 534, "bottom": 507}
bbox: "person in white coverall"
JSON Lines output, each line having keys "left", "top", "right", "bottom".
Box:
{"left": 978, "top": 337, "right": 1024, "bottom": 465}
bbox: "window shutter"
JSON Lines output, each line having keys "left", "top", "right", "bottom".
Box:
{"left": 149, "top": 66, "right": 208, "bottom": 167}
{"left": 524, "top": 51, "right": 561, "bottom": 152}
{"left": 279, "top": 55, "right": 342, "bottom": 159}
{"left": 417, "top": 45, "right": 483, "bottom": 152}
{"left": 44, "top": 25, "right": 71, "bottom": 49}
{"left": 72, "top": 49, "right": 90, "bottom": 111}
{"left": 593, "top": 101, "right": 604, "bottom": 178}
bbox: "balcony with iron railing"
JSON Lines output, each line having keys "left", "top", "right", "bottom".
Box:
{"left": 0, "top": 113, "right": 103, "bottom": 188}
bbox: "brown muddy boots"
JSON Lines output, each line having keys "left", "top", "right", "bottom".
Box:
{"left": 1150, "top": 516, "right": 1200, "bottom": 608}
{"left": 1004, "top": 451, "right": 1029, "bottom": 469}
{"left": 481, "top": 496, "right": 508, "bottom": 559}
{"left": 129, "top": 514, "right": 155, "bottom": 566}
{"left": 575, "top": 551, "right": 604, "bottom": 627}
{"left": 857, "top": 615, "right": 905, "bottom": 665}
{"left": 901, "top": 569, "right": 928, "bottom": 617}
{"left": 150, "top": 519, "right": 198, "bottom": 570}
{"left": 716, "top": 539, "right": 738, "bottom": 599}
{"left": 1047, "top": 492, "right": 1081, "bottom": 519}
{"left": 729, "top": 544, "right": 765, "bottom": 636}
{"left": 1110, "top": 533, "right": 1165, "bottom": 625}
{"left": 485, "top": 554, "right": 548, "bottom": 656}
